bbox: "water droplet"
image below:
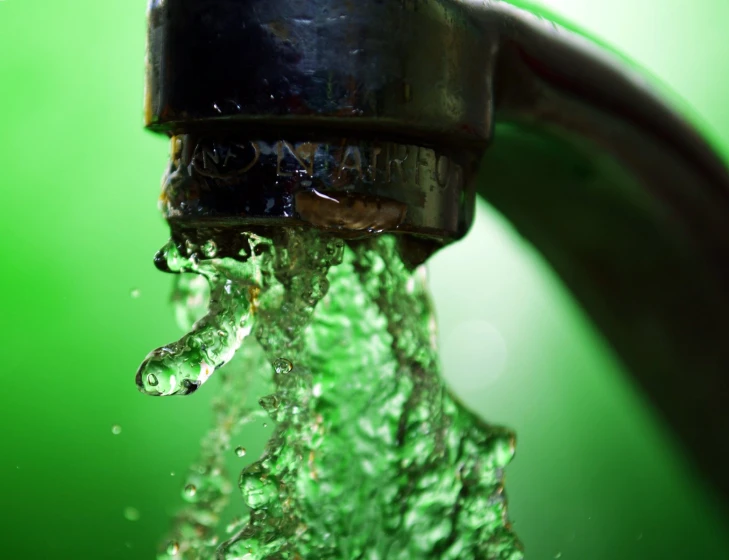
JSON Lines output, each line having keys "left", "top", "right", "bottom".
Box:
{"left": 130, "top": 288, "right": 141, "bottom": 298}
{"left": 123, "top": 507, "right": 140, "bottom": 521}
{"left": 166, "top": 541, "right": 180, "bottom": 555}
{"left": 235, "top": 446, "right": 247, "bottom": 458}
{"left": 263, "top": 423, "right": 268, "bottom": 428}
{"left": 202, "top": 240, "right": 218, "bottom": 258}
{"left": 111, "top": 425, "right": 122, "bottom": 435}
{"left": 258, "top": 395, "right": 280, "bottom": 412}
{"left": 147, "top": 373, "right": 159, "bottom": 387}
{"left": 554, "top": 553, "right": 562, "bottom": 559}
{"left": 273, "top": 358, "right": 293, "bottom": 374}
{"left": 184, "top": 484, "right": 197, "bottom": 498}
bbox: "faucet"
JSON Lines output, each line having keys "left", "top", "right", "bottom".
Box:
{"left": 145, "top": 0, "right": 729, "bottom": 508}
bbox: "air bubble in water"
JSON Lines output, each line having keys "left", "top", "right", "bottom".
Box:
{"left": 131, "top": 288, "right": 141, "bottom": 298}
{"left": 123, "top": 506, "right": 140, "bottom": 521}
{"left": 146, "top": 373, "right": 159, "bottom": 387}
{"left": 184, "top": 484, "right": 197, "bottom": 498}
{"left": 202, "top": 240, "right": 218, "bottom": 258}
{"left": 166, "top": 541, "right": 180, "bottom": 555}
{"left": 258, "top": 395, "right": 280, "bottom": 412}
{"left": 235, "top": 447, "right": 247, "bottom": 458}
{"left": 273, "top": 358, "right": 293, "bottom": 374}
{"left": 111, "top": 425, "right": 122, "bottom": 435}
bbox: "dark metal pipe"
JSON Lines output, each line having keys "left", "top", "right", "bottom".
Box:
{"left": 145, "top": 0, "right": 729, "bottom": 507}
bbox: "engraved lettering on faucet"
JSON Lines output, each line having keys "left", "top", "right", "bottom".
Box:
{"left": 274, "top": 141, "right": 318, "bottom": 177}
{"left": 369, "top": 146, "right": 382, "bottom": 182}
{"left": 237, "top": 142, "right": 261, "bottom": 174}
{"left": 387, "top": 144, "right": 409, "bottom": 183}
{"left": 415, "top": 147, "right": 437, "bottom": 185}
{"left": 436, "top": 154, "right": 451, "bottom": 189}
{"left": 223, "top": 144, "right": 236, "bottom": 167}
{"left": 186, "top": 138, "right": 463, "bottom": 192}
{"left": 202, "top": 145, "right": 220, "bottom": 172}
{"left": 189, "top": 142, "right": 219, "bottom": 175}
{"left": 338, "top": 146, "right": 363, "bottom": 179}
{"left": 283, "top": 141, "right": 317, "bottom": 176}
{"left": 220, "top": 142, "right": 261, "bottom": 174}
{"left": 191, "top": 140, "right": 260, "bottom": 178}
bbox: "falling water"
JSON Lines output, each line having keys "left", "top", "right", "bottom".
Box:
{"left": 136, "top": 228, "right": 522, "bottom": 559}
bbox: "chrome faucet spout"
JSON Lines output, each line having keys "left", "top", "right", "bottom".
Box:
{"left": 146, "top": 0, "right": 729, "bottom": 508}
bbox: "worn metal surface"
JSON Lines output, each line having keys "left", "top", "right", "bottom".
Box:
{"left": 145, "top": 0, "right": 494, "bottom": 144}
{"left": 160, "top": 134, "right": 476, "bottom": 241}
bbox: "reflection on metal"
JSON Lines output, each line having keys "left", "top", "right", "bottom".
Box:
{"left": 146, "top": 0, "right": 729, "bottom": 508}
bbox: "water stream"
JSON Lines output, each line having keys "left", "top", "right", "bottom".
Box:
{"left": 136, "top": 229, "right": 522, "bottom": 559}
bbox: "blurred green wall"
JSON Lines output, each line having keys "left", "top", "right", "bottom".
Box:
{"left": 0, "top": 1, "right": 727, "bottom": 558}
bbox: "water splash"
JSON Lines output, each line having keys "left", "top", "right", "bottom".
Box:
{"left": 136, "top": 234, "right": 268, "bottom": 396}
{"left": 139, "top": 229, "right": 522, "bottom": 559}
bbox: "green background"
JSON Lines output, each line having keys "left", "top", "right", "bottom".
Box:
{"left": 1, "top": 0, "right": 727, "bottom": 558}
